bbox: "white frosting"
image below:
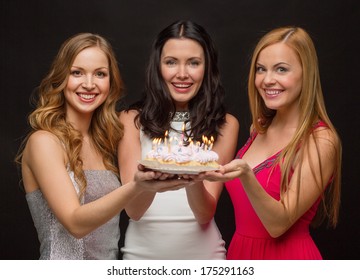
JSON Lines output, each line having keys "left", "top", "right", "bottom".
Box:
{"left": 191, "top": 149, "right": 219, "bottom": 163}
{"left": 146, "top": 141, "right": 219, "bottom": 165}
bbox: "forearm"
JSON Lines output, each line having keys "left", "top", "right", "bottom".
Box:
{"left": 239, "top": 171, "right": 292, "bottom": 237}
{"left": 120, "top": 169, "right": 155, "bottom": 220}
{"left": 185, "top": 181, "right": 218, "bottom": 224}
{"left": 124, "top": 191, "right": 156, "bottom": 220}
{"left": 67, "top": 181, "right": 143, "bottom": 238}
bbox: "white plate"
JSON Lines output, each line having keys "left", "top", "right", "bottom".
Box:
{"left": 138, "top": 160, "right": 219, "bottom": 175}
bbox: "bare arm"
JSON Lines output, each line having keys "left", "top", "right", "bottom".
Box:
{"left": 202, "top": 128, "right": 337, "bottom": 237}
{"left": 185, "top": 113, "right": 239, "bottom": 224}
{"left": 22, "top": 130, "right": 188, "bottom": 238}
{"left": 118, "top": 110, "right": 172, "bottom": 220}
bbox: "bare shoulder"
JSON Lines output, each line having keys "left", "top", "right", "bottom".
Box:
{"left": 118, "top": 110, "right": 141, "bottom": 143}
{"left": 119, "top": 109, "right": 139, "bottom": 124}
{"left": 22, "top": 130, "right": 67, "bottom": 193}
{"left": 24, "top": 130, "right": 65, "bottom": 161}
{"left": 308, "top": 126, "right": 340, "bottom": 161}
{"left": 312, "top": 126, "right": 339, "bottom": 148}
{"left": 26, "top": 130, "right": 61, "bottom": 149}
{"left": 225, "top": 113, "right": 239, "bottom": 126}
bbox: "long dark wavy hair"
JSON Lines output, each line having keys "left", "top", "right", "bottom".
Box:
{"left": 129, "top": 20, "right": 226, "bottom": 142}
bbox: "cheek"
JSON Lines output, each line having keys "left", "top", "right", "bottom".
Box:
{"left": 161, "top": 67, "right": 175, "bottom": 81}
{"left": 254, "top": 76, "right": 262, "bottom": 90}
{"left": 288, "top": 76, "right": 302, "bottom": 93}
{"left": 99, "top": 78, "right": 110, "bottom": 93}
{"left": 191, "top": 68, "right": 205, "bottom": 83}
{"left": 65, "top": 77, "right": 77, "bottom": 91}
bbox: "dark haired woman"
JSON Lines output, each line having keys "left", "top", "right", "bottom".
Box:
{"left": 118, "top": 20, "right": 239, "bottom": 259}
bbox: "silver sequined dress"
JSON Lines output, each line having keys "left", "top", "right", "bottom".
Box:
{"left": 26, "top": 169, "right": 121, "bottom": 260}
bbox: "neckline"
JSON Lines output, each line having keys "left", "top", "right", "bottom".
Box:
{"left": 240, "top": 120, "right": 327, "bottom": 173}
{"left": 172, "top": 111, "right": 190, "bottom": 122}
{"left": 240, "top": 132, "right": 282, "bottom": 172}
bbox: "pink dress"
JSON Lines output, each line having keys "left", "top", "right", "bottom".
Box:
{"left": 225, "top": 122, "right": 327, "bottom": 260}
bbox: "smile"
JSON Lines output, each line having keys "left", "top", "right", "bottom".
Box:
{"left": 172, "top": 83, "right": 192, "bottom": 88}
{"left": 77, "top": 93, "right": 98, "bottom": 101}
{"left": 264, "top": 89, "right": 283, "bottom": 96}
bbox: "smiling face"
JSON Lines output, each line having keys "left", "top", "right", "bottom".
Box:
{"left": 64, "top": 46, "right": 110, "bottom": 120}
{"left": 160, "top": 38, "right": 205, "bottom": 111}
{"left": 255, "top": 42, "right": 303, "bottom": 114}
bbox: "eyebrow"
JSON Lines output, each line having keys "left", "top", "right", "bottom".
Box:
{"left": 71, "top": 66, "right": 109, "bottom": 70}
{"left": 162, "top": 56, "right": 203, "bottom": 60}
{"left": 256, "top": 62, "right": 291, "bottom": 67}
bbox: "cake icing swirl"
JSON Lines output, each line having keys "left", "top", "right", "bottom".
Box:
{"left": 145, "top": 139, "right": 219, "bottom": 167}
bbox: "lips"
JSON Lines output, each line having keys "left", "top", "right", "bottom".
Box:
{"left": 264, "top": 89, "right": 283, "bottom": 96}
{"left": 77, "top": 93, "right": 98, "bottom": 102}
{"left": 171, "top": 83, "right": 193, "bottom": 94}
{"left": 172, "top": 83, "right": 192, "bottom": 89}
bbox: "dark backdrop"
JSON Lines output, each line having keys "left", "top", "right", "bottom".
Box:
{"left": 1, "top": 0, "right": 359, "bottom": 259}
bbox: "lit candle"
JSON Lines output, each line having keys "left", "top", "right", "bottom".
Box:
{"left": 168, "top": 136, "right": 173, "bottom": 153}
{"left": 202, "top": 136, "right": 208, "bottom": 150}
{"left": 152, "top": 138, "right": 157, "bottom": 151}
{"left": 195, "top": 141, "right": 200, "bottom": 152}
{"left": 164, "top": 130, "right": 169, "bottom": 146}
{"left": 209, "top": 136, "right": 214, "bottom": 150}
{"left": 157, "top": 138, "right": 162, "bottom": 152}
{"left": 188, "top": 138, "right": 193, "bottom": 147}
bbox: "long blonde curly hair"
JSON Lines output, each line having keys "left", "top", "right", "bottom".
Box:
{"left": 248, "top": 27, "right": 342, "bottom": 227}
{"left": 16, "top": 33, "right": 124, "bottom": 198}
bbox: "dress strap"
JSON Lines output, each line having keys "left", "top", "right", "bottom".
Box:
{"left": 312, "top": 120, "right": 328, "bottom": 129}
{"left": 235, "top": 130, "right": 258, "bottom": 159}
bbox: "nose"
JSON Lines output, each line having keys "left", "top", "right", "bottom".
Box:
{"left": 263, "top": 71, "right": 276, "bottom": 85}
{"left": 176, "top": 65, "right": 189, "bottom": 79}
{"left": 82, "top": 75, "right": 95, "bottom": 90}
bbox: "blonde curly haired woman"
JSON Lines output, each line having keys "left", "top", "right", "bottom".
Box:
{"left": 16, "top": 33, "right": 189, "bottom": 260}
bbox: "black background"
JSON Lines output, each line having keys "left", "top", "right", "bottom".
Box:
{"left": 1, "top": 0, "right": 359, "bottom": 259}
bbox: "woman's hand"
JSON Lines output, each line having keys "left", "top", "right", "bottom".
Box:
{"left": 133, "top": 164, "right": 190, "bottom": 193}
{"left": 197, "top": 159, "right": 253, "bottom": 182}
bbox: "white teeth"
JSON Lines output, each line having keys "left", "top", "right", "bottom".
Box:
{"left": 265, "top": 90, "right": 282, "bottom": 95}
{"left": 79, "top": 94, "right": 96, "bottom": 100}
{"left": 174, "top": 84, "right": 191, "bottom": 88}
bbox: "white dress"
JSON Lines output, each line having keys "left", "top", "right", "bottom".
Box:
{"left": 121, "top": 121, "right": 226, "bottom": 259}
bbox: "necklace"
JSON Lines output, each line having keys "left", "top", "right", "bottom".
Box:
{"left": 172, "top": 111, "right": 190, "bottom": 122}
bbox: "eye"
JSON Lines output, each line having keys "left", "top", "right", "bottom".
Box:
{"left": 276, "top": 67, "right": 288, "bottom": 73}
{"left": 188, "top": 60, "right": 201, "bottom": 67}
{"left": 164, "top": 59, "right": 177, "bottom": 66}
{"left": 255, "top": 66, "right": 265, "bottom": 73}
{"left": 71, "top": 70, "right": 82, "bottom": 76}
{"left": 95, "top": 71, "right": 108, "bottom": 78}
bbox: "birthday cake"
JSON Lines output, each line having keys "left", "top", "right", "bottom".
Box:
{"left": 145, "top": 141, "right": 219, "bottom": 167}
{"left": 140, "top": 134, "right": 219, "bottom": 173}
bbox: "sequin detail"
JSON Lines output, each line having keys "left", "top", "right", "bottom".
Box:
{"left": 26, "top": 170, "right": 121, "bottom": 259}
{"left": 172, "top": 111, "right": 190, "bottom": 122}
